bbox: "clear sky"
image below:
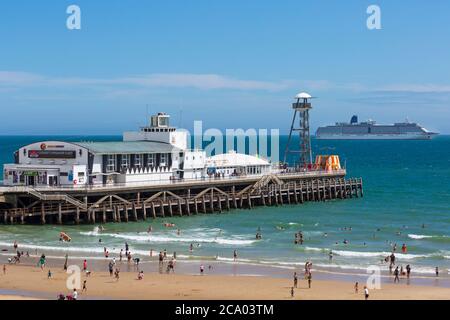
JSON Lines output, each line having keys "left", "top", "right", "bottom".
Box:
{"left": 0, "top": 0, "right": 449, "bottom": 134}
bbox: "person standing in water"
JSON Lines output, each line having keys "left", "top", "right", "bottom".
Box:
{"left": 233, "top": 250, "right": 238, "bottom": 261}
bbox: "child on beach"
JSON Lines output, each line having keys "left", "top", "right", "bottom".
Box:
{"left": 47, "top": 270, "right": 52, "bottom": 279}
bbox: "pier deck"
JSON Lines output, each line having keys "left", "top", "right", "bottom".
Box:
{"left": 0, "top": 170, "right": 362, "bottom": 225}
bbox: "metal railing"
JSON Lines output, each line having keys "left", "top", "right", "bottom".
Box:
{"left": 1, "top": 169, "right": 346, "bottom": 193}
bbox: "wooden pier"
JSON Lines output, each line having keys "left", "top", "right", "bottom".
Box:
{"left": 0, "top": 172, "right": 363, "bottom": 225}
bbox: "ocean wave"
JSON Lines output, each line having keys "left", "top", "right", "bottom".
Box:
{"left": 408, "top": 234, "right": 433, "bottom": 239}
{"left": 408, "top": 234, "right": 449, "bottom": 241}
{"left": 333, "top": 250, "right": 429, "bottom": 260}
{"left": 80, "top": 231, "right": 256, "bottom": 246}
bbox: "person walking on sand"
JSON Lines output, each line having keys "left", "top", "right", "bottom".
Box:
{"left": 114, "top": 268, "right": 120, "bottom": 281}
{"left": 63, "top": 254, "right": 68, "bottom": 271}
{"left": 72, "top": 289, "right": 78, "bottom": 300}
{"left": 293, "top": 272, "right": 298, "bottom": 288}
{"left": 354, "top": 282, "right": 359, "bottom": 293}
{"left": 290, "top": 287, "right": 294, "bottom": 298}
{"left": 82, "top": 280, "right": 87, "bottom": 293}
{"left": 83, "top": 259, "right": 87, "bottom": 272}
{"left": 364, "top": 286, "right": 369, "bottom": 300}
{"left": 3, "top": 265, "right": 6, "bottom": 275}
{"left": 307, "top": 272, "right": 312, "bottom": 289}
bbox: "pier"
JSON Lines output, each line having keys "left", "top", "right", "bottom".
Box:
{"left": 0, "top": 170, "right": 363, "bottom": 225}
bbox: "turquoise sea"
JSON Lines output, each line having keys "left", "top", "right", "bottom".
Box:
{"left": 0, "top": 135, "right": 449, "bottom": 276}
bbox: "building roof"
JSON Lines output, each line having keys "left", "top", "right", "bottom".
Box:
{"left": 75, "top": 141, "right": 180, "bottom": 154}
{"left": 206, "top": 151, "right": 270, "bottom": 167}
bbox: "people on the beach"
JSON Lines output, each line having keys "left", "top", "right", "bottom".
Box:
{"left": 200, "top": 264, "right": 205, "bottom": 275}
{"left": 2, "top": 265, "right": 5, "bottom": 275}
{"left": 83, "top": 259, "right": 87, "bottom": 271}
{"left": 406, "top": 264, "right": 411, "bottom": 278}
{"left": 38, "top": 254, "right": 46, "bottom": 270}
{"left": 364, "top": 286, "right": 369, "bottom": 300}
{"left": 354, "top": 282, "right": 358, "bottom": 293}
{"left": 167, "top": 259, "right": 175, "bottom": 273}
{"left": 82, "top": 280, "right": 87, "bottom": 293}
{"left": 307, "top": 272, "right": 312, "bottom": 289}
{"left": 63, "top": 254, "right": 68, "bottom": 271}
{"left": 108, "top": 260, "right": 114, "bottom": 276}
{"left": 290, "top": 287, "right": 294, "bottom": 298}
{"left": 72, "top": 289, "right": 78, "bottom": 300}
{"left": 138, "top": 270, "right": 144, "bottom": 280}
{"left": 233, "top": 250, "right": 238, "bottom": 261}
{"left": 47, "top": 269, "right": 52, "bottom": 279}
{"left": 435, "top": 266, "right": 439, "bottom": 277}
{"left": 114, "top": 268, "right": 120, "bottom": 281}
{"left": 394, "top": 266, "right": 400, "bottom": 283}
{"left": 293, "top": 272, "right": 298, "bottom": 288}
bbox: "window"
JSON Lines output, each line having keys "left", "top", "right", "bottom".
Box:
{"left": 106, "top": 155, "right": 116, "bottom": 172}
{"left": 160, "top": 153, "right": 167, "bottom": 166}
{"left": 121, "top": 154, "right": 130, "bottom": 169}
{"left": 148, "top": 154, "right": 155, "bottom": 166}
{"left": 135, "top": 154, "right": 142, "bottom": 167}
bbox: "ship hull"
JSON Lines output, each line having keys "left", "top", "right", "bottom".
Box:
{"left": 315, "top": 133, "right": 438, "bottom": 140}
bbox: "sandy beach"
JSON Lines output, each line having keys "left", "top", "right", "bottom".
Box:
{"left": 1, "top": 262, "right": 450, "bottom": 300}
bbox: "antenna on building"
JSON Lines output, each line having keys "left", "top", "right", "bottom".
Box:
{"left": 283, "top": 92, "right": 313, "bottom": 167}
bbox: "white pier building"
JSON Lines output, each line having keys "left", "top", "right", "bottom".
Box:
{"left": 3, "top": 113, "right": 272, "bottom": 187}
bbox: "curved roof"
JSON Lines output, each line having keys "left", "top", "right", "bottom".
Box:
{"left": 206, "top": 151, "right": 270, "bottom": 167}
{"left": 295, "top": 92, "right": 312, "bottom": 99}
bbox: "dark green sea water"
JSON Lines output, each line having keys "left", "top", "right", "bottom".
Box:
{"left": 0, "top": 135, "right": 449, "bottom": 275}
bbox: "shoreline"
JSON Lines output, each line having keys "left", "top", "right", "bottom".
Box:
{"left": 1, "top": 251, "right": 450, "bottom": 300}
{"left": 1, "top": 263, "right": 450, "bottom": 300}
{"left": 1, "top": 247, "right": 449, "bottom": 289}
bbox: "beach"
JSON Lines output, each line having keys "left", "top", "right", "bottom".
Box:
{"left": 1, "top": 263, "right": 450, "bottom": 300}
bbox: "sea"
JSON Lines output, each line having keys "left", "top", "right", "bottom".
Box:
{"left": 0, "top": 135, "right": 449, "bottom": 277}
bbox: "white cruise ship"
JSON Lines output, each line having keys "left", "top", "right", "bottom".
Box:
{"left": 315, "top": 115, "right": 438, "bottom": 140}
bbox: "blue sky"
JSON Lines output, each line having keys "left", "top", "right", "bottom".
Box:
{"left": 0, "top": 0, "right": 449, "bottom": 134}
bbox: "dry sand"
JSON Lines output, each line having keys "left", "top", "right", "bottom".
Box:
{"left": 1, "top": 264, "right": 449, "bottom": 300}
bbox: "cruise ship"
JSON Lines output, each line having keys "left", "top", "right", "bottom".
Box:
{"left": 315, "top": 115, "right": 438, "bottom": 140}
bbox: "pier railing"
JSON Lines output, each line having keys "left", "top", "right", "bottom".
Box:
{"left": 1, "top": 168, "right": 346, "bottom": 193}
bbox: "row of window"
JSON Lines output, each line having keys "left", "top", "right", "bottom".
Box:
{"left": 106, "top": 153, "right": 168, "bottom": 172}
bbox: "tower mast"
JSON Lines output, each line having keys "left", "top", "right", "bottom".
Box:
{"left": 283, "top": 92, "right": 313, "bottom": 167}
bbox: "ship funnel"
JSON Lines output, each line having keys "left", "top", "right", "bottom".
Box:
{"left": 350, "top": 115, "right": 358, "bottom": 125}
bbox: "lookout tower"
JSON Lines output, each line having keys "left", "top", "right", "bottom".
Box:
{"left": 283, "top": 92, "right": 313, "bottom": 167}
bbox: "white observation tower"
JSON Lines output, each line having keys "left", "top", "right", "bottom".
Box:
{"left": 283, "top": 92, "right": 313, "bottom": 167}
